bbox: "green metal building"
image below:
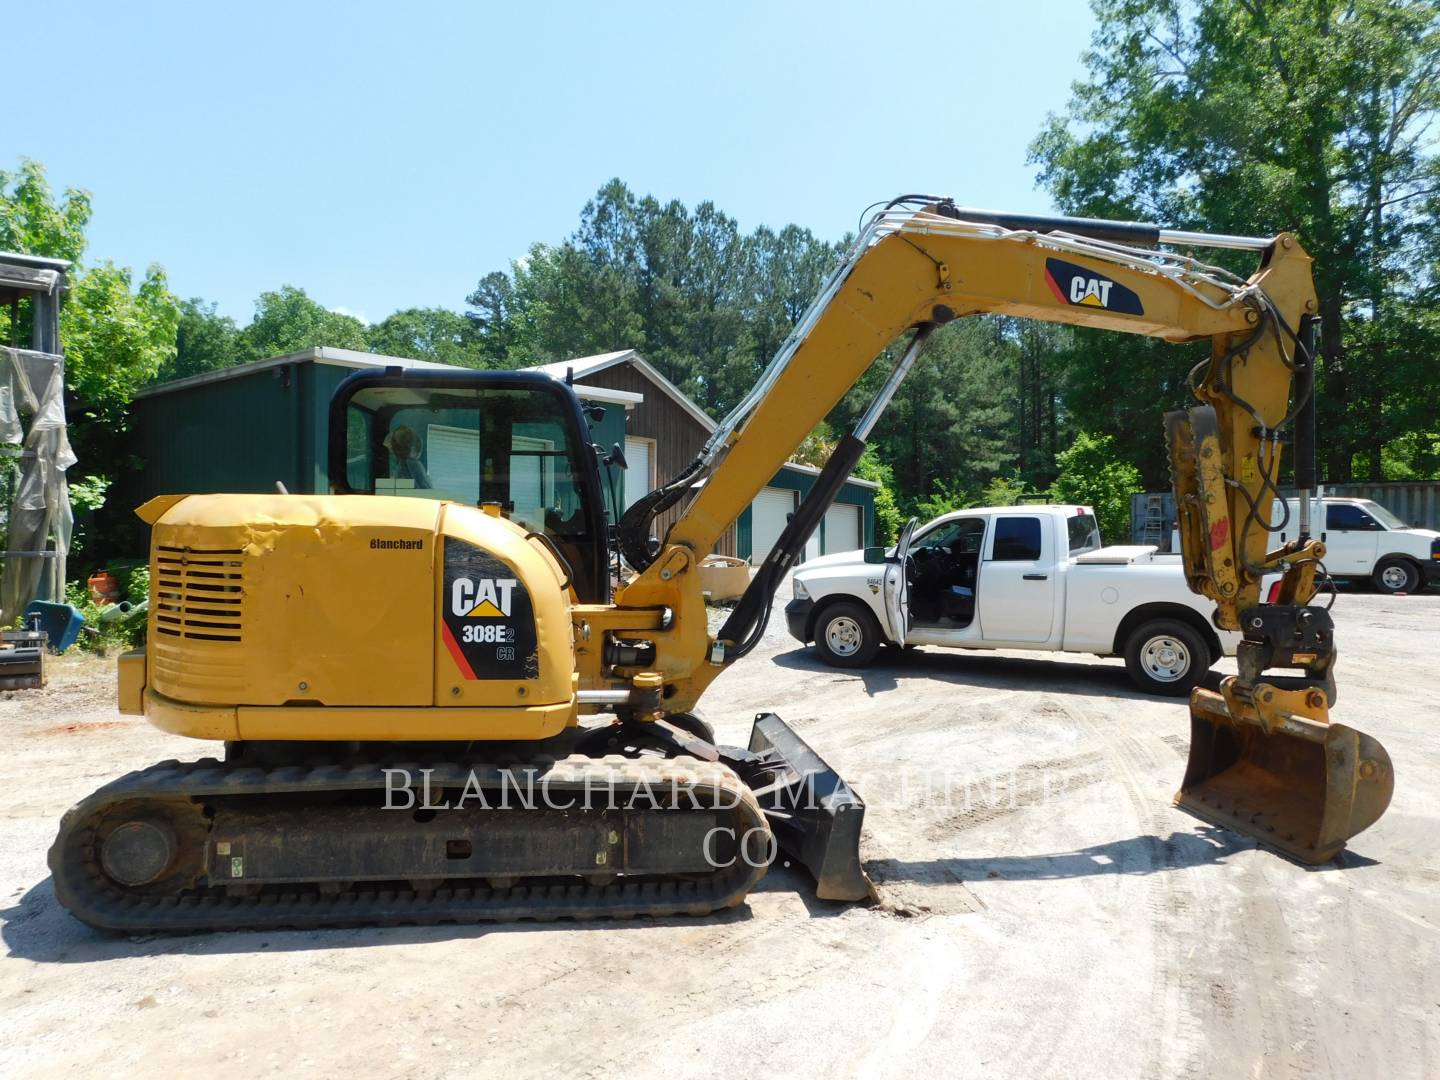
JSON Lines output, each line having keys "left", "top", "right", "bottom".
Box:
{"left": 107, "top": 349, "right": 635, "bottom": 542}
{"left": 108, "top": 346, "right": 878, "bottom": 564}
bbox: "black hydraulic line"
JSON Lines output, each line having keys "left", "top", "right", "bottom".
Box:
{"left": 1293, "top": 314, "right": 1319, "bottom": 539}
{"left": 931, "top": 203, "right": 1162, "bottom": 247}
{"left": 716, "top": 433, "right": 869, "bottom": 660}
{"left": 616, "top": 457, "right": 705, "bottom": 572}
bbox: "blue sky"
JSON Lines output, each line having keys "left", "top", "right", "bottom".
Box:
{"left": 16, "top": 1, "right": 1096, "bottom": 324}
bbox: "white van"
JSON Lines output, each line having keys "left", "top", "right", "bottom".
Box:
{"left": 1271, "top": 496, "right": 1440, "bottom": 594}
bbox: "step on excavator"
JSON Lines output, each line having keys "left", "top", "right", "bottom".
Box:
{"left": 50, "top": 197, "right": 1394, "bottom": 932}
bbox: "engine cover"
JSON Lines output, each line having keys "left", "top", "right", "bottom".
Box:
{"left": 137, "top": 493, "right": 576, "bottom": 741}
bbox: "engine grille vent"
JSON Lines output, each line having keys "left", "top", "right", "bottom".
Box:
{"left": 153, "top": 546, "right": 246, "bottom": 643}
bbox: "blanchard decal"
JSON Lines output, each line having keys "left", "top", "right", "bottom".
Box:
{"left": 1043, "top": 257, "right": 1145, "bottom": 316}
{"left": 441, "top": 537, "right": 539, "bottom": 680}
{"left": 370, "top": 537, "right": 424, "bottom": 550}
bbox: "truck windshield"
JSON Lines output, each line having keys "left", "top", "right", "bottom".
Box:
{"left": 1067, "top": 513, "right": 1102, "bottom": 554}
{"left": 1358, "top": 500, "right": 1406, "bottom": 530}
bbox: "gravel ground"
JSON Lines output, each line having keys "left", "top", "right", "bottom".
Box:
{"left": 1, "top": 590, "right": 1436, "bottom": 1078}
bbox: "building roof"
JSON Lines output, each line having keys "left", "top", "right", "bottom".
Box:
{"left": 527, "top": 350, "right": 880, "bottom": 490}
{"left": 134, "top": 346, "right": 642, "bottom": 406}
{"left": 776, "top": 460, "right": 879, "bottom": 490}
{"left": 525, "top": 350, "right": 716, "bottom": 432}
{"left": 0, "top": 251, "right": 68, "bottom": 299}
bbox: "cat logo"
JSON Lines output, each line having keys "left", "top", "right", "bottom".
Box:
{"left": 441, "top": 538, "right": 537, "bottom": 680}
{"left": 1043, "top": 257, "right": 1145, "bottom": 316}
{"left": 451, "top": 577, "right": 517, "bottom": 619}
{"left": 1069, "top": 276, "right": 1113, "bottom": 307}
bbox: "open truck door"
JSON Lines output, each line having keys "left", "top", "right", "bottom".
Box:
{"left": 882, "top": 517, "right": 917, "bottom": 641}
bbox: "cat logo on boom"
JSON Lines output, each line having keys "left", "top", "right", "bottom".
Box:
{"left": 1044, "top": 257, "right": 1145, "bottom": 316}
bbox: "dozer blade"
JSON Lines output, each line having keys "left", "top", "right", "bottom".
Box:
{"left": 722, "top": 713, "right": 871, "bottom": 902}
{"left": 1177, "top": 689, "right": 1394, "bottom": 864}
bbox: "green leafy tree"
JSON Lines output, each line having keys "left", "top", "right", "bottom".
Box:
{"left": 843, "top": 319, "right": 1020, "bottom": 509}
{"left": 0, "top": 159, "right": 89, "bottom": 262}
{"left": 1, "top": 158, "right": 179, "bottom": 572}
{"left": 240, "top": 285, "right": 369, "bottom": 356}
{"left": 464, "top": 271, "right": 519, "bottom": 363}
{"left": 982, "top": 473, "right": 1036, "bottom": 506}
{"left": 62, "top": 262, "right": 180, "bottom": 446}
{"left": 160, "top": 298, "right": 247, "bottom": 381}
{"left": 1050, "top": 431, "right": 1142, "bottom": 543}
{"left": 855, "top": 449, "right": 904, "bottom": 545}
{"left": 466, "top": 180, "right": 840, "bottom": 417}
{"left": 912, "top": 479, "right": 973, "bottom": 523}
{"left": 367, "top": 307, "right": 489, "bottom": 368}
{"left": 1031, "top": 0, "right": 1440, "bottom": 482}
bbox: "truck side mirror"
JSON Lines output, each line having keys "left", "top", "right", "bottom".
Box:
{"left": 863, "top": 546, "right": 886, "bottom": 564}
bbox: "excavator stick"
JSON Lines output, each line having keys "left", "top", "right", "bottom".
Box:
{"left": 1179, "top": 689, "right": 1394, "bottom": 864}
{"left": 1167, "top": 397, "right": 1393, "bottom": 863}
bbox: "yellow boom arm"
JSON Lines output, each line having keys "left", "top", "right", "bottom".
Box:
{"left": 602, "top": 199, "right": 1390, "bottom": 863}
{"left": 614, "top": 203, "right": 1312, "bottom": 690}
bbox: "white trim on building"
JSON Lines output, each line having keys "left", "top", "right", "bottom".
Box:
{"left": 137, "top": 346, "right": 643, "bottom": 408}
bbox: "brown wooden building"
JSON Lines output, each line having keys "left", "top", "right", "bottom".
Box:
{"left": 527, "top": 351, "right": 737, "bottom": 555}
{"left": 527, "top": 351, "right": 878, "bottom": 563}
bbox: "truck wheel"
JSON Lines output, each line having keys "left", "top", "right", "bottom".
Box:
{"left": 1124, "top": 619, "right": 1207, "bottom": 697}
{"left": 813, "top": 601, "right": 882, "bottom": 668}
{"left": 1372, "top": 557, "right": 1419, "bottom": 595}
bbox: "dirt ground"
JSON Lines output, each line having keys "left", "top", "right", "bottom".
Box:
{"left": 1, "top": 589, "right": 1436, "bottom": 1078}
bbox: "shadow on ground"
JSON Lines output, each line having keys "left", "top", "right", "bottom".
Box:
{"left": 0, "top": 863, "right": 852, "bottom": 966}
{"left": 771, "top": 644, "right": 1226, "bottom": 700}
{"left": 867, "top": 825, "right": 1380, "bottom": 886}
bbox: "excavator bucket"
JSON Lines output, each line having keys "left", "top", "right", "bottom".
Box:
{"left": 1177, "top": 689, "right": 1394, "bottom": 864}
{"left": 722, "top": 714, "right": 872, "bottom": 902}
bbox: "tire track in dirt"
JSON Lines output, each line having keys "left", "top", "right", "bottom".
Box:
{"left": 919, "top": 750, "right": 1108, "bottom": 841}
{"left": 1050, "top": 696, "right": 1206, "bottom": 1080}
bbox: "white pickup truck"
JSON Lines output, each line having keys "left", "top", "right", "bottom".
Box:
{"left": 785, "top": 504, "right": 1240, "bottom": 696}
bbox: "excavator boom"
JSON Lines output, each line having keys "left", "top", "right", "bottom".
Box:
{"left": 616, "top": 197, "right": 1391, "bottom": 871}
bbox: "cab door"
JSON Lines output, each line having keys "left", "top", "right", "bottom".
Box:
{"left": 977, "top": 513, "right": 1056, "bottom": 643}
{"left": 882, "top": 518, "right": 917, "bottom": 640}
{"left": 1323, "top": 502, "right": 1382, "bottom": 574}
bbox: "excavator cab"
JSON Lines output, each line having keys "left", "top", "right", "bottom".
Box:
{"left": 329, "top": 368, "right": 614, "bottom": 603}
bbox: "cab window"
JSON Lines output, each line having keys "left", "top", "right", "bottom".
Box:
{"left": 1067, "top": 513, "right": 1101, "bottom": 554}
{"left": 992, "top": 516, "right": 1043, "bottom": 561}
{"left": 1326, "top": 504, "right": 1382, "bottom": 531}
{"left": 341, "top": 382, "right": 605, "bottom": 599}
{"left": 915, "top": 518, "right": 986, "bottom": 555}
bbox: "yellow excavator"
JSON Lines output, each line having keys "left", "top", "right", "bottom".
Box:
{"left": 50, "top": 197, "right": 1394, "bottom": 931}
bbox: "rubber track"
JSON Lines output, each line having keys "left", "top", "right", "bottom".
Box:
{"left": 49, "top": 755, "right": 769, "bottom": 933}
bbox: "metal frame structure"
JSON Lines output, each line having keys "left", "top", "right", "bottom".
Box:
{"left": 0, "top": 251, "right": 73, "bottom": 624}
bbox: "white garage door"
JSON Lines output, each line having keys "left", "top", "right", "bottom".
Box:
{"left": 750, "top": 487, "right": 797, "bottom": 565}
{"left": 823, "top": 502, "right": 862, "bottom": 554}
{"left": 623, "top": 438, "right": 653, "bottom": 510}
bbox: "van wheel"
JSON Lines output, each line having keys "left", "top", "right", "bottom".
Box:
{"left": 813, "top": 601, "right": 882, "bottom": 668}
{"left": 1124, "top": 619, "right": 1208, "bottom": 697}
{"left": 1373, "top": 558, "right": 1419, "bottom": 595}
